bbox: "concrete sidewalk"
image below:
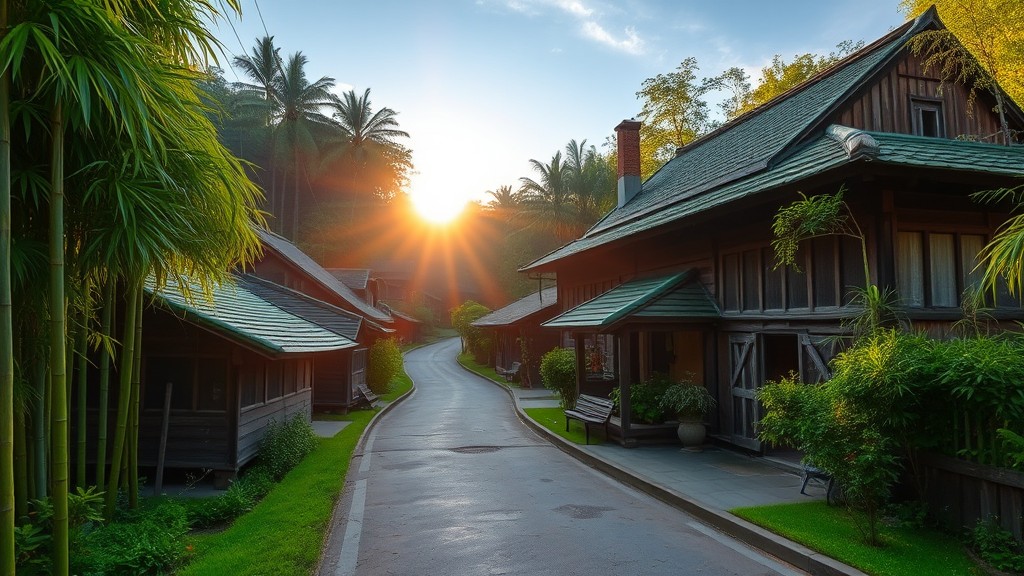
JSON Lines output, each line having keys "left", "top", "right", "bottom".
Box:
{"left": 505, "top": 385, "right": 866, "bottom": 576}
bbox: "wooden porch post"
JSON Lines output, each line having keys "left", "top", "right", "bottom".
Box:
{"left": 617, "top": 332, "right": 634, "bottom": 447}
{"left": 573, "top": 334, "right": 584, "bottom": 398}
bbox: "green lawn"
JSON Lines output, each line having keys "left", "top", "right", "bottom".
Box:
{"left": 523, "top": 406, "right": 597, "bottom": 445}
{"left": 179, "top": 372, "right": 413, "bottom": 575}
{"left": 731, "top": 501, "right": 982, "bottom": 576}
{"left": 457, "top": 351, "right": 519, "bottom": 387}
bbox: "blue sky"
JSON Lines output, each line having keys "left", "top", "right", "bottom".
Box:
{"left": 212, "top": 0, "right": 906, "bottom": 219}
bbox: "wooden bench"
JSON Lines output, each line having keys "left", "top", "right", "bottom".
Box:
{"left": 354, "top": 382, "right": 380, "bottom": 408}
{"left": 564, "top": 394, "right": 614, "bottom": 444}
{"left": 495, "top": 361, "right": 521, "bottom": 382}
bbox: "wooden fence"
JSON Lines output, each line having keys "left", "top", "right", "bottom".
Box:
{"left": 920, "top": 452, "right": 1024, "bottom": 540}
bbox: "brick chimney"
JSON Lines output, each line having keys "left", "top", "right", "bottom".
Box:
{"left": 615, "top": 119, "right": 642, "bottom": 208}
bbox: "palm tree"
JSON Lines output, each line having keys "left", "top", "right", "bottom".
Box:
{"left": 324, "top": 88, "right": 412, "bottom": 201}
{"left": 519, "top": 151, "right": 581, "bottom": 242}
{"left": 563, "top": 139, "right": 615, "bottom": 226}
{"left": 486, "top": 185, "right": 520, "bottom": 212}
{"left": 233, "top": 36, "right": 282, "bottom": 221}
{"left": 272, "top": 52, "right": 339, "bottom": 238}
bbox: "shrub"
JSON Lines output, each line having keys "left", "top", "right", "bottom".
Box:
{"left": 609, "top": 373, "right": 673, "bottom": 424}
{"left": 367, "top": 337, "right": 402, "bottom": 394}
{"left": 660, "top": 379, "right": 716, "bottom": 420}
{"left": 182, "top": 467, "right": 276, "bottom": 529}
{"left": 450, "top": 301, "right": 493, "bottom": 361}
{"left": 539, "top": 347, "right": 577, "bottom": 409}
{"left": 968, "top": 517, "right": 1024, "bottom": 573}
{"left": 75, "top": 499, "right": 191, "bottom": 575}
{"left": 259, "top": 415, "right": 319, "bottom": 481}
{"left": 16, "top": 486, "right": 106, "bottom": 575}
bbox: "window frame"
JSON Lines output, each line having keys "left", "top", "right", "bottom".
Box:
{"left": 909, "top": 96, "right": 945, "bottom": 138}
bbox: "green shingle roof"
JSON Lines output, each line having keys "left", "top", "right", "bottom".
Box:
{"left": 522, "top": 9, "right": 1024, "bottom": 273}
{"left": 237, "top": 274, "right": 364, "bottom": 341}
{"left": 542, "top": 271, "right": 718, "bottom": 329}
{"left": 147, "top": 276, "right": 357, "bottom": 356}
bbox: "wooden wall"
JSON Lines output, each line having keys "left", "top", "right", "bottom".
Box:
{"left": 313, "top": 351, "right": 353, "bottom": 409}
{"left": 238, "top": 383, "right": 313, "bottom": 467}
{"left": 831, "top": 51, "right": 1006, "bottom": 142}
{"left": 921, "top": 453, "right": 1024, "bottom": 540}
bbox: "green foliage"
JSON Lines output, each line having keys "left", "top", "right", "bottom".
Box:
{"left": 14, "top": 487, "right": 106, "bottom": 575}
{"left": 539, "top": 348, "right": 577, "bottom": 409}
{"left": 524, "top": 407, "right": 592, "bottom": 445}
{"left": 771, "top": 189, "right": 852, "bottom": 272}
{"left": 450, "top": 301, "right": 493, "bottom": 362}
{"left": 997, "top": 428, "right": 1024, "bottom": 470}
{"left": 758, "top": 330, "right": 938, "bottom": 546}
{"left": 75, "top": 499, "right": 191, "bottom": 576}
{"left": 258, "top": 415, "right": 319, "bottom": 482}
{"left": 610, "top": 373, "right": 672, "bottom": 424}
{"left": 636, "top": 57, "right": 714, "bottom": 178}
{"left": 973, "top": 184, "right": 1024, "bottom": 299}
{"left": 739, "top": 41, "right": 865, "bottom": 116}
{"left": 659, "top": 380, "right": 717, "bottom": 420}
{"left": 367, "top": 337, "right": 402, "bottom": 394}
{"left": 968, "top": 518, "right": 1024, "bottom": 573}
{"left": 180, "top": 467, "right": 275, "bottom": 530}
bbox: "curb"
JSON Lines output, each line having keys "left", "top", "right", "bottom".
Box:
{"left": 454, "top": 357, "right": 865, "bottom": 576}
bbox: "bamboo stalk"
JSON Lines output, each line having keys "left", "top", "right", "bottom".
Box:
{"left": 74, "top": 278, "right": 90, "bottom": 488}
{"left": 49, "top": 102, "right": 69, "bottom": 576}
{"left": 128, "top": 291, "right": 141, "bottom": 508}
{"left": 95, "top": 281, "right": 113, "bottom": 487}
{"left": 104, "top": 281, "right": 137, "bottom": 520}
{"left": 0, "top": 0, "right": 13, "bottom": 568}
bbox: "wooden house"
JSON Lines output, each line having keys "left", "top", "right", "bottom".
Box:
{"left": 523, "top": 9, "right": 1024, "bottom": 449}
{"left": 472, "top": 287, "right": 560, "bottom": 388}
{"left": 140, "top": 275, "right": 356, "bottom": 487}
{"left": 328, "top": 268, "right": 374, "bottom": 307}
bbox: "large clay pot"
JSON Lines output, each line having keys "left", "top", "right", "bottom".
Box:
{"left": 676, "top": 418, "right": 706, "bottom": 447}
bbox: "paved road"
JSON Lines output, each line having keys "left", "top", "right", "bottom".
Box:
{"left": 319, "top": 338, "right": 802, "bottom": 576}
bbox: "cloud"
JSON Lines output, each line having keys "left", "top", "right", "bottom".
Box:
{"left": 554, "top": 0, "right": 593, "bottom": 18}
{"left": 581, "top": 21, "right": 645, "bottom": 55}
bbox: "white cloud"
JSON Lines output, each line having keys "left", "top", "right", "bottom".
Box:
{"left": 554, "top": 0, "right": 593, "bottom": 18}
{"left": 581, "top": 21, "right": 645, "bottom": 55}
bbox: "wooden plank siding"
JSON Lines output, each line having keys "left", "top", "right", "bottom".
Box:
{"left": 831, "top": 51, "right": 1004, "bottom": 142}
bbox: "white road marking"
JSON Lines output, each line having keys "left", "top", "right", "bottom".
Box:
{"left": 336, "top": 479, "right": 367, "bottom": 576}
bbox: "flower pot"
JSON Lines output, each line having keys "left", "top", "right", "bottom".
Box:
{"left": 676, "top": 418, "right": 706, "bottom": 447}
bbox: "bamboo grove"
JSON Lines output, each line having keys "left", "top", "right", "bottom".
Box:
{"left": 0, "top": 1, "right": 264, "bottom": 574}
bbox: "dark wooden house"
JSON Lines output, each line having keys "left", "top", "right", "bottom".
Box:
{"left": 472, "top": 287, "right": 560, "bottom": 388}
{"left": 523, "top": 8, "right": 1024, "bottom": 449}
{"left": 140, "top": 275, "right": 356, "bottom": 486}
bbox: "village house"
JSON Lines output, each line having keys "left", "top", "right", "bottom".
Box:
{"left": 523, "top": 8, "right": 1024, "bottom": 451}
{"left": 472, "top": 286, "right": 560, "bottom": 388}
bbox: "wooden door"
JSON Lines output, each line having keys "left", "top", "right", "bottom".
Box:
{"left": 729, "top": 333, "right": 760, "bottom": 450}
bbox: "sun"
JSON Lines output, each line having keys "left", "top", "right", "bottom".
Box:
{"left": 411, "top": 188, "right": 467, "bottom": 224}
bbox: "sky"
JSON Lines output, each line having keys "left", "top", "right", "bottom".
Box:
{"left": 211, "top": 0, "right": 908, "bottom": 221}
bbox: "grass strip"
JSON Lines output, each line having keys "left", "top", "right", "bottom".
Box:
{"left": 731, "top": 501, "right": 980, "bottom": 576}
{"left": 179, "top": 372, "right": 414, "bottom": 575}
{"left": 457, "top": 351, "right": 517, "bottom": 387}
{"left": 523, "top": 406, "right": 595, "bottom": 445}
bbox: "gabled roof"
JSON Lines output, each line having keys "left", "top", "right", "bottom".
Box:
{"left": 256, "top": 229, "right": 392, "bottom": 323}
{"left": 236, "top": 274, "right": 366, "bottom": 341}
{"left": 473, "top": 287, "right": 558, "bottom": 328}
{"left": 523, "top": 8, "right": 1024, "bottom": 272}
{"left": 542, "top": 271, "right": 718, "bottom": 330}
{"left": 327, "top": 268, "right": 370, "bottom": 291}
{"left": 146, "top": 276, "right": 357, "bottom": 357}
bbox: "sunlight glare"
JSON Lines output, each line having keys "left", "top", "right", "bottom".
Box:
{"left": 411, "top": 188, "right": 467, "bottom": 224}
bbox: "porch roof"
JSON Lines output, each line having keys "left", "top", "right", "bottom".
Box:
{"left": 147, "top": 276, "right": 358, "bottom": 356}
{"left": 542, "top": 271, "right": 718, "bottom": 329}
{"left": 473, "top": 286, "right": 558, "bottom": 328}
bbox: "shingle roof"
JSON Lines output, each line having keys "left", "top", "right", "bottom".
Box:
{"left": 256, "top": 229, "right": 392, "bottom": 323}
{"left": 543, "top": 271, "right": 718, "bottom": 329}
{"left": 327, "top": 268, "right": 370, "bottom": 291}
{"left": 473, "top": 287, "right": 558, "bottom": 328}
{"left": 236, "top": 274, "right": 364, "bottom": 341}
{"left": 147, "top": 276, "right": 356, "bottom": 356}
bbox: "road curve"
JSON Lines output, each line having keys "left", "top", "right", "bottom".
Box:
{"left": 319, "top": 338, "right": 800, "bottom": 576}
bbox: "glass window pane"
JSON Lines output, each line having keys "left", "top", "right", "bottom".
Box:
{"left": 742, "top": 250, "right": 760, "bottom": 311}
{"left": 960, "top": 234, "right": 985, "bottom": 291}
{"left": 284, "top": 360, "right": 297, "bottom": 395}
{"left": 762, "top": 247, "right": 784, "bottom": 310}
{"left": 813, "top": 238, "right": 837, "bottom": 307}
{"left": 722, "top": 253, "right": 740, "bottom": 311}
{"left": 145, "top": 357, "right": 192, "bottom": 411}
{"left": 930, "top": 233, "right": 957, "bottom": 307}
{"left": 786, "top": 246, "right": 809, "bottom": 309}
{"left": 241, "top": 364, "right": 264, "bottom": 408}
{"left": 267, "top": 364, "right": 283, "bottom": 400}
{"left": 197, "top": 358, "right": 227, "bottom": 411}
{"left": 897, "top": 232, "right": 924, "bottom": 307}
{"left": 841, "top": 236, "right": 866, "bottom": 305}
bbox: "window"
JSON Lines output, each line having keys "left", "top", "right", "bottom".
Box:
{"left": 583, "top": 334, "right": 615, "bottom": 381}
{"left": 897, "top": 231, "right": 988, "bottom": 308}
{"left": 266, "top": 364, "right": 283, "bottom": 400}
{"left": 196, "top": 358, "right": 227, "bottom": 411}
{"left": 144, "top": 356, "right": 228, "bottom": 412}
{"left": 241, "top": 364, "right": 265, "bottom": 408}
{"left": 911, "top": 97, "right": 944, "bottom": 138}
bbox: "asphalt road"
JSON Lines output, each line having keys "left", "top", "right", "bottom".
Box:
{"left": 319, "top": 338, "right": 802, "bottom": 576}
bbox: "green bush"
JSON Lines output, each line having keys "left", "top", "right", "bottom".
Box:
{"left": 182, "top": 467, "right": 275, "bottom": 529}
{"left": 610, "top": 373, "right": 673, "bottom": 424}
{"left": 75, "top": 499, "right": 191, "bottom": 575}
{"left": 15, "top": 486, "right": 106, "bottom": 575}
{"left": 367, "top": 337, "right": 402, "bottom": 394}
{"left": 450, "top": 301, "right": 493, "bottom": 362}
{"left": 539, "top": 347, "right": 577, "bottom": 409}
{"left": 968, "top": 517, "right": 1024, "bottom": 573}
{"left": 259, "top": 415, "right": 319, "bottom": 481}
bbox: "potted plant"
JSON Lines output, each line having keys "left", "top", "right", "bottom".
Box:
{"left": 659, "top": 379, "right": 716, "bottom": 447}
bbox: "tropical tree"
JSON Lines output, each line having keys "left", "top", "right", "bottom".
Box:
{"left": 518, "top": 150, "right": 581, "bottom": 242}
{"left": 232, "top": 36, "right": 283, "bottom": 217}
{"left": 635, "top": 57, "right": 714, "bottom": 179}
{"left": 485, "top": 185, "right": 520, "bottom": 213}
{"left": 901, "top": 0, "right": 1024, "bottom": 143}
{"left": 324, "top": 88, "right": 412, "bottom": 201}
{"left": 563, "top": 139, "right": 615, "bottom": 225}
